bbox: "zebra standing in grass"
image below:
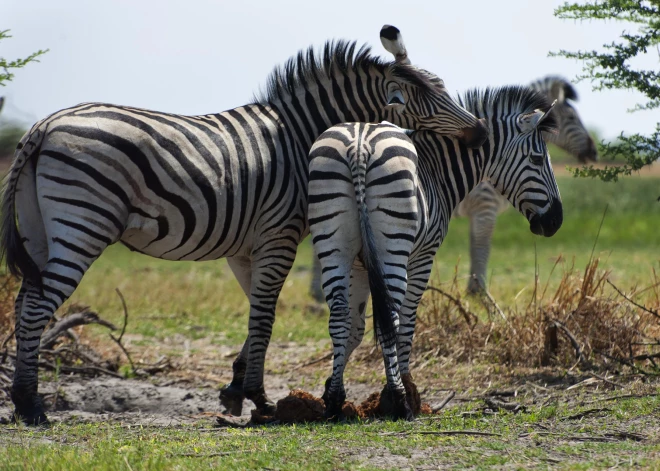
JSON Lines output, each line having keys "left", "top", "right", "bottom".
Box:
{"left": 1, "top": 26, "right": 488, "bottom": 425}
{"left": 309, "top": 75, "right": 597, "bottom": 301}
{"left": 456, "top": 75, "right": 597, "bottom": 294}
{"left": 309, "top": 86, "right": 563, "bottom": 419}
{"left": 308, "top": 122, "right": 419, "bottom": 419}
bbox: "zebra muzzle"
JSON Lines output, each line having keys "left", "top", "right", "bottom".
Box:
{"left": 529, "top": 198, "right": 563, "bottom": 237}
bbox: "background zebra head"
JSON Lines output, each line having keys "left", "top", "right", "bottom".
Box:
{"left": 380, "top": 25, "right": 488, "bottom": 149}
{"left": 534, "top": 75, "right": 598, "bottom": 163}
{"left": 464, "top": 87, "right": 563, "bottom": 237}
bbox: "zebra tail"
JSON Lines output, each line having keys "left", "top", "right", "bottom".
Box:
{"left": 1, "top": 127, "right": 45, "bottom": 289}
{"left": 357, "top": 201, "right": 398, "bottom": 349}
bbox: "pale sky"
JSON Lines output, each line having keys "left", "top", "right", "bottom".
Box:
{"left": 2, "top": 0, "right": 658, "bottom": 140}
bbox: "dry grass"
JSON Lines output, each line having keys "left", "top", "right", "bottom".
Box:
{"left": 0, "top": 273, "right": 18, "bottom": 343}
{"left": 415, "top": 257, "right": 660, "bottom": 371}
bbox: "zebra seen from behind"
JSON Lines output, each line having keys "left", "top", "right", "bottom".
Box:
{"left": 308, "top": 122, "right": 419, "bottom": 419}
{"left": 309, "top": 75, "right": 597, "bottom": 301}
{"left": 308, "top": 86, "right": 563, "bottom": 420}
{"left": 1, "top": 26, "right": 488, "bottom": 425}
{"left": 456, "top": 75, "right": 597, "bottom": 294}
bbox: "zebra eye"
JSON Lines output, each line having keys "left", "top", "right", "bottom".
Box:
{"left": 529, "top": 154, "right": 544, "bottom": 166}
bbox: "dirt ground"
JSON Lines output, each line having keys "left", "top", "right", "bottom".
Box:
{"left": 1, "top": 332, "right": 657, "bottom": 428}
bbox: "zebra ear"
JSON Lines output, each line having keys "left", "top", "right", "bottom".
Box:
{"left": 518, "top": 100, "right": 557, "bottom": 132}
{"left": 380, "top": 25, "right": 411, "bottom": 64}
{"left": 385, "top": 83, "right": 406, "bottom": 111}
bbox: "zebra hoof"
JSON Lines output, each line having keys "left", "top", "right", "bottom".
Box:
{"left": 219, "top": 384, "right": 246, "bottom": 416}
{"left": 380, "top": 386, "right": 414, "bottom": 421}
{"left": 466, "top": 279, "right": 486, "bottom": 296}
{"left": 11, "top": 393, "right": 49, "bottom": 426}
{"left": 322, "top": 386, "right": 346, "bottom": 421}
{"left": 245, "top": 388, "right": 277, "bottom": 416}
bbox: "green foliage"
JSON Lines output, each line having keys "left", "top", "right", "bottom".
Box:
{"left": 551, "top": 1, "right": 660, "bottom": 181}
{"left": 0, "top": 29, "right": 48, "bottom": 86}
{"left": 0, "top": 122, "right": 26, "bottom": 157}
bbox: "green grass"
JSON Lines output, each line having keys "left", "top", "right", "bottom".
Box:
{"left": 67, "top": 174, "right": 659, "bottom": 344}
{"left": 2, "top": 395, "right": 658, "bottom": 470}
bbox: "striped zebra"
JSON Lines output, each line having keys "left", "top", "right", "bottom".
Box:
{"left": 309, "top": 87, "right": 563, "bottom": 420}
{"left": 456, "top": 75, "right": 597, "bottom": 294}
{"left": 309, "top": 75, "right": 597, "bottom": 301}
{"left": 1, "top": 27, "right": 488, "bottom": 425}
{"left": 308, "top": 122, "right": 419, "bottom": 419}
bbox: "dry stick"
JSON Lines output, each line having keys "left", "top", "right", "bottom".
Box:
{"left": 551, "top": 319, "right": 588, "bottom": 367}
{"left": 379, "top": 430, "right": 503, "bottom": 438}
{"left": 109, "top": 288, "right": 137, "bottom": 375}
{"left": 431, "top": 391, "right": 456, "bottom": 413}
{"left": 563, "top": 407, "right": 611, "bottom": 420}
{"left": 607, "top": 279, "right": 660, "bottom": 321}
{"left": 425, "top": 286, "right": 476, "bottom": 328}
{"left": 41, "top": 310, "right": 117, "bottom": 349}
{"left": 589, "top": 372, "right": 624, "bottom": 388}
{"left": 583, "top": 393, "right": 658, "bottom": 405}
{"left": 480, "top": 289, "right": 507, "bottom": 322}
{"left": 294, "top": 352, "right": 333, "bottom": 370}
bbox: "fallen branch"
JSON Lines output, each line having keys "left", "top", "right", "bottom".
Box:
{"left": 582, "top": 393, "right": 658, "bottom": 405}
{"left": 41, "top": 310, "right": 117, "bottom": 349}
{"left": 109, "top": 288, "right": 137, "bottom": 375}
{"left": 607, "top": 279, "right": 660, "bottom": 321}
{"left": 563, "top": 407, "right": 611, "bottom": 420}
{"left": 431, "top": 391, "right": 455, "bottom": 413}
{"left": 550, "top": 319, "right": 589, "bottom": 367}
{"left": 294, "top": 352, "right": 332, "bottom": 370}
{"left": 426, "top": 285, "right": 477, "bottom": 328}
{"left": 379, "top": 430, "right": 503, "bottom": 438}
{"left": 589, "top": 372, "right": 624, "bottom": 388}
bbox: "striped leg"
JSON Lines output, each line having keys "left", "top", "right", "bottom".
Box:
{"left": 309, "top": 252, "right": 324, "bottom": 303}
{"left": 467, "top": 209, "right": 497, "bottom": 295}
{"left": 13, "top": 247, "right": 106, "bottom": 424}
{"left": 321, "top": 266, "right": 370, "bottom": 408}
{"left": 397, "top": 255, "right": 435, "bottom": 377}
{"left": 219, "top": 256, "right": 252, "bottom": 416}
{"left": 241, "top": 247, "right": 296, "bottom": 415}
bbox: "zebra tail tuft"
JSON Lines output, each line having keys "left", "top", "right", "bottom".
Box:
{"left": 1, "top": 129, "right": 44, "bottom": 289}
{"left": 358, "top": 202, "right": 398, "bottom": 349}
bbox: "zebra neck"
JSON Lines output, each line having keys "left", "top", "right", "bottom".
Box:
{"left": 415, "top": 132, "right": 495, "bottom": 216}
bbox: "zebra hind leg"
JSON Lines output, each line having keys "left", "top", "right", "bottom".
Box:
{"left": 12, "top": 253, "right": 100, "bottom": 425}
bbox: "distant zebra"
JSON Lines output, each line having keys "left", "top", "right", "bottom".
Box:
{"left": 1, "top": 26, "right": 487, "bottom": 425}
{"left": 309, "top": 75, "right": 596, "bottom": 300}
{"left": 309, "top": 87, "right": 562, "bottom": 419}
{"left": 308, "top": 122, "right": 419, "bottom": 419}
{"left": 456, "top": 75, "right": 596, "bottom": 294}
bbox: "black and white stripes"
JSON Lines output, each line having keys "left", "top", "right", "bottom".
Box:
{"left": 2, "top": 31, "right": 486, "bottom": 424}
{"left": 308, "top": 122, "right": 419, "bottom": 419}
{"left": 309, "top": 86, "right": 563, "bottom": 419}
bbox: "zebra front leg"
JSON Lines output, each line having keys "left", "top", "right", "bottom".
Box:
{"left": 241, "top": 252, "right": 295, "bottom": 416}
{"left": 219, "top": 257, "right": 252, "bottom": 415}
{"left": 467, "top": 210, "right": 497, "bottom": 295}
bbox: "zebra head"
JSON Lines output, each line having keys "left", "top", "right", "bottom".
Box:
{"left": 380, "top": 25, "right": 488, "bottom": 149}
{"left": 476, "top": 87, "right": 563, "bottom": 237}
{"left": 539, "top": 76, "right": 598, "bottom": 163}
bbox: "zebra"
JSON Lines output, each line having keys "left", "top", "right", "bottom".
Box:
{"left": 308, "top": 122, "right": 419, "bottom": 419}
{"left": 456, "top": 75, "right": 597, "bottom": 294}
{"left": 308, "top": 75, "right": 597, "bottom": 301}
{"left": 1, "top": 26, "right": 488, "bottom": 425}
{"left": 308, "top": 87, "right": 563, "bottom": 420}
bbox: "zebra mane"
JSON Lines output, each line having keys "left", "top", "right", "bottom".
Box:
{"left": 459, "top": 85, "right": 558, "bottom": 132}
{"left": 254, "top": 40, "right": 437, "bottom": 104}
